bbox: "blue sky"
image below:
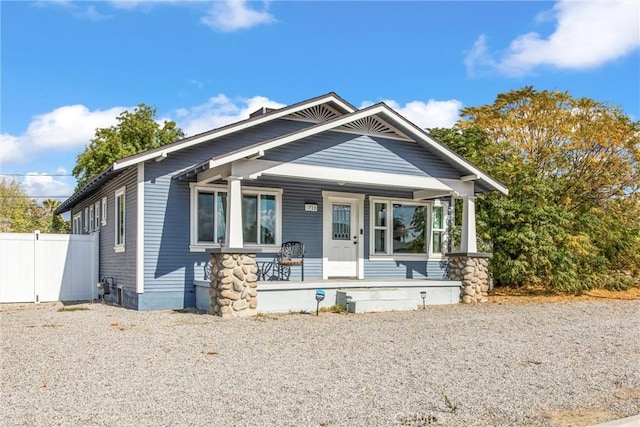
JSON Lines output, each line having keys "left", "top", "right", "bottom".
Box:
{"left": 1, "top": 0, "right": 639, "bottom": 200}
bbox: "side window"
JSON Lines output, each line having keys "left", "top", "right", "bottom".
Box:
{"left": 72, "top": 214, "right": 82, "bottom": 235}
{"left": 94, "top": 201, "right": 100, "bottom": 230}
{"left": 101, "top": 197, "right": 107, "bottom": 225}
{"left": 89, "top": 204, "right": 94, "bottom": 231}
{"left": 115, "top": 187, "right": 126, "bottom": 251}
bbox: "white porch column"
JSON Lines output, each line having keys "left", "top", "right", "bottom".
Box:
{"left": 460, "top": 195, "right": 477, "bottom": 253}
{"left": 225, "top": 176, "right": 244, "bottom": 249}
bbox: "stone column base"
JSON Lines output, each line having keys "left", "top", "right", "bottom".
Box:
{"left": 446, "top": 252, "right": 492, "bottom": 304}
{"left": 209, "top": 252, "right": 258, "bottom": 318}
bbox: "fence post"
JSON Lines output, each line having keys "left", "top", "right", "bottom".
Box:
{"left": 33, "top": 230, "right": 40, "bottom": 303}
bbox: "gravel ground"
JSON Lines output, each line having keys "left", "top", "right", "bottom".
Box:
{"left": 1, "top": 300, "right": 639, "bottom": 427}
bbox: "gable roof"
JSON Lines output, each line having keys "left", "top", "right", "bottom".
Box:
{"left": 176, "top": 102, "right": 508, "bottom": 195}
{"left": 55, "top": 92, "right": 356, "bottom": 214}
{"left": 56, "top": 92, "right": 507, "bottom": 214}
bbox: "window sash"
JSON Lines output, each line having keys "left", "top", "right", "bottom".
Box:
{"left": 370, "top": 199, "right": 446, "bottom": 257}
{"left": 101, "top": 197, "right": 107, "bottom": 225}
{"left": 196, "top": 190, "right": 227, "bottom": 244}
{"left": 431, "top": 206, "right": 445, "bottom": 254}
{"left": 89, "top": 204, "right": 94, "bottom": 231}
{"left": 193, "top": 186, "right": 279, "bottom": 247}
{"left": 72, "top": 214, "right": 81, "bottom": 235}
{"left": 94, "top": 202, "right": 100, "bottom": 230}
{"left": 115, "top": 188, "right": 125, "bottom": 247}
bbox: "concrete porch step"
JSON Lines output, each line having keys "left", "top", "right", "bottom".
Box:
{"left": 347, "top": 298, "right": 420, "bottom": 313}
{"left": 336, "top": 290, "right": 422, "bottom": 313}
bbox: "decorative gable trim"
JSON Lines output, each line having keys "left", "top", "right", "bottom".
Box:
{"left": 335, "top": 115, "right": 411, "bottom": 140}
{"left": 188, "top": 103, "right": 507, "bottom": 195}
{"left": 283, "top": 104, "right": 342, "bottom": 123}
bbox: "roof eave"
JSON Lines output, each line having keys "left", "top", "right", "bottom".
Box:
{"left": 54, "top": 165, "right": 118, "bottom": 214}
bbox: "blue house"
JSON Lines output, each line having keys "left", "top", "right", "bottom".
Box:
{"left": 56, "top": 93, "right": 507, "bottom": 314}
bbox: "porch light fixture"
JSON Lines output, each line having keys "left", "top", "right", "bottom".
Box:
{"left": 345, "top": 295, "right": 353, "bottom": 313}
{"left": 315, "top": 289, "right": 325, "bottom": 316}
{"left": 420, "top": 291, "right": 427, "bottom": 309}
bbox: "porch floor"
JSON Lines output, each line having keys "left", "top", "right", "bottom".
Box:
{"left": 194, "top": 277, "right": 461, "bottom": 313}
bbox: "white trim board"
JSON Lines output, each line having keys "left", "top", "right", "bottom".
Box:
{"left": 136, "top": 163, "right": 144, "bottom": 294}
{"left": 208, "top": 159, "right": 454, "bottom": 193}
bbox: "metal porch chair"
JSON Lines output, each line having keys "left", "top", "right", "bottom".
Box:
{"left": 275, "top": 241, "right": 305, "bottom": 281}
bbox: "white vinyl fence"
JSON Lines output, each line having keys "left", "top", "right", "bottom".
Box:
{"left": 0, "top": 232, "right": 99, "bottom": 303}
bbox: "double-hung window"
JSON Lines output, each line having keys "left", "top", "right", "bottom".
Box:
{"left": 370, "top": 198, "right": 447, "bottom": 259}
{"left": 94, "top": 202, "right": 100, "bottom": 230}
{"left": 84, "top": 207, "right": 89, "bottom": 232}
{"left": 72, "top": 213, "right": 82, "bottom": 235}
{"left": 196, "top": 189, "right": 227, "bottom": 244}
{"left": 89, "top": 204, "right": 94, "bottom": 231}
{"left": 101, "top": 197, "right": 107, "bottom": 225}
{"left": 191, "top": 184, "right": 281, "bottom": 251}
{"left": 115, "top": 187, "right": 126, "bottom": 251}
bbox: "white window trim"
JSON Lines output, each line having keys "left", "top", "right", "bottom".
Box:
{"left": 72, "top": 213, "right": 82, "bottom": 235}
{"left": 101, "top": 197, "right": 107, "bottom": 225}
{"left": 368, "top": 197, "right": 448, "bottom": 262}
{"left": 189, "top": 183, "right": 283, "bottom": 253}
{"left": 114, "top": 187, "right": 126, "bottom": 252}
{"left": 94, "top": 201, "right": 100, "bottom": 230}
{"left": 89, "top": 204, "right": 95, "bottom": 232}
{"left": 84, "top": 207, "right": 89, "bottom": 232}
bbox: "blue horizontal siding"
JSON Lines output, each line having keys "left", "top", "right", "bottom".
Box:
{"left": 142, "top": 119, "right": 316, "bottom": 307}
{"left": 264, "top": 131, "right": 466, "bottom": 179}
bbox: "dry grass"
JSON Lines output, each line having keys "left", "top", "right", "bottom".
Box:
{"left": 489, "top": 285, "right": 640, "bottom": 304}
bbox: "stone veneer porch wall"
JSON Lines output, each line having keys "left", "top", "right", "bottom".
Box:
{"left": 209, "top": 252, "right": 258, "bottom": 318}
{"left": 446, "top": 253, "right": 492, "bottom": 304}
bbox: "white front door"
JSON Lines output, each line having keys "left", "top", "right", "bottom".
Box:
{"left": 326, "top": 200, "right": 358, "bottom": 278}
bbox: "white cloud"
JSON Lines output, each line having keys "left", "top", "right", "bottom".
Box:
{"left": 108, "top": 0, "right": 177, "bottom": 12}
{"left": 466, "top": 0, "right": 640, "bottom": 76}
{"left": 1, "top": 105, "right": 131, "bottom": 165}
{"left": 176, "top": 94, "right": 285, "bottom": 136}
{"left": 0, "top": 134, "right": 23, "bottom": 163}
{"left": 363, "top": 99, "right": 462, "bottom": 129}
{"left": 46, "top": 1, "right": 276, "bottom": 32}
{"left": 43, "top": 0, "right": 112, "bottom": 21}
{"left": 201, "top": 0, "right": 275, "bottom": 32}
{"left": 22, "top": 173, "right": 75, "bottom": 200}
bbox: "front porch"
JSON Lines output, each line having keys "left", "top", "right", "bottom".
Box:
{"left": 194, "top": 277, "right": 461, "bottom": 314}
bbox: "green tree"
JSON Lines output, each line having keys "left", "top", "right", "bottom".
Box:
{"left": 0, "top": 179, "right": 69, "bottom": 233}
{"left": 72, "top": 104, "right": 184, "bottom": 189}
{"left": 42, "top": 199, "right": 71, "bottom": 233}
{"left": 430, "top": 87, "right": 640, "bottom": 291}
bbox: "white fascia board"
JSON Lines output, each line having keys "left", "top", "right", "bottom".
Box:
{"left": 112, "top": 94, "right": 355, "bottom": 171}
{"left": 231, "top": 159, "right": 453, "bottom": 191}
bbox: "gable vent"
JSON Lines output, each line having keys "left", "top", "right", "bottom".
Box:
{"left": 286, "top": 104, "right": 341, "bottom": 122}
{"left": 337, "top": 116, "right": 410, "bottom": 140}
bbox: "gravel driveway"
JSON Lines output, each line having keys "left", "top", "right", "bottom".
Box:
{"left": 1, "top": 299, "right": 639, "bottom": 426}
